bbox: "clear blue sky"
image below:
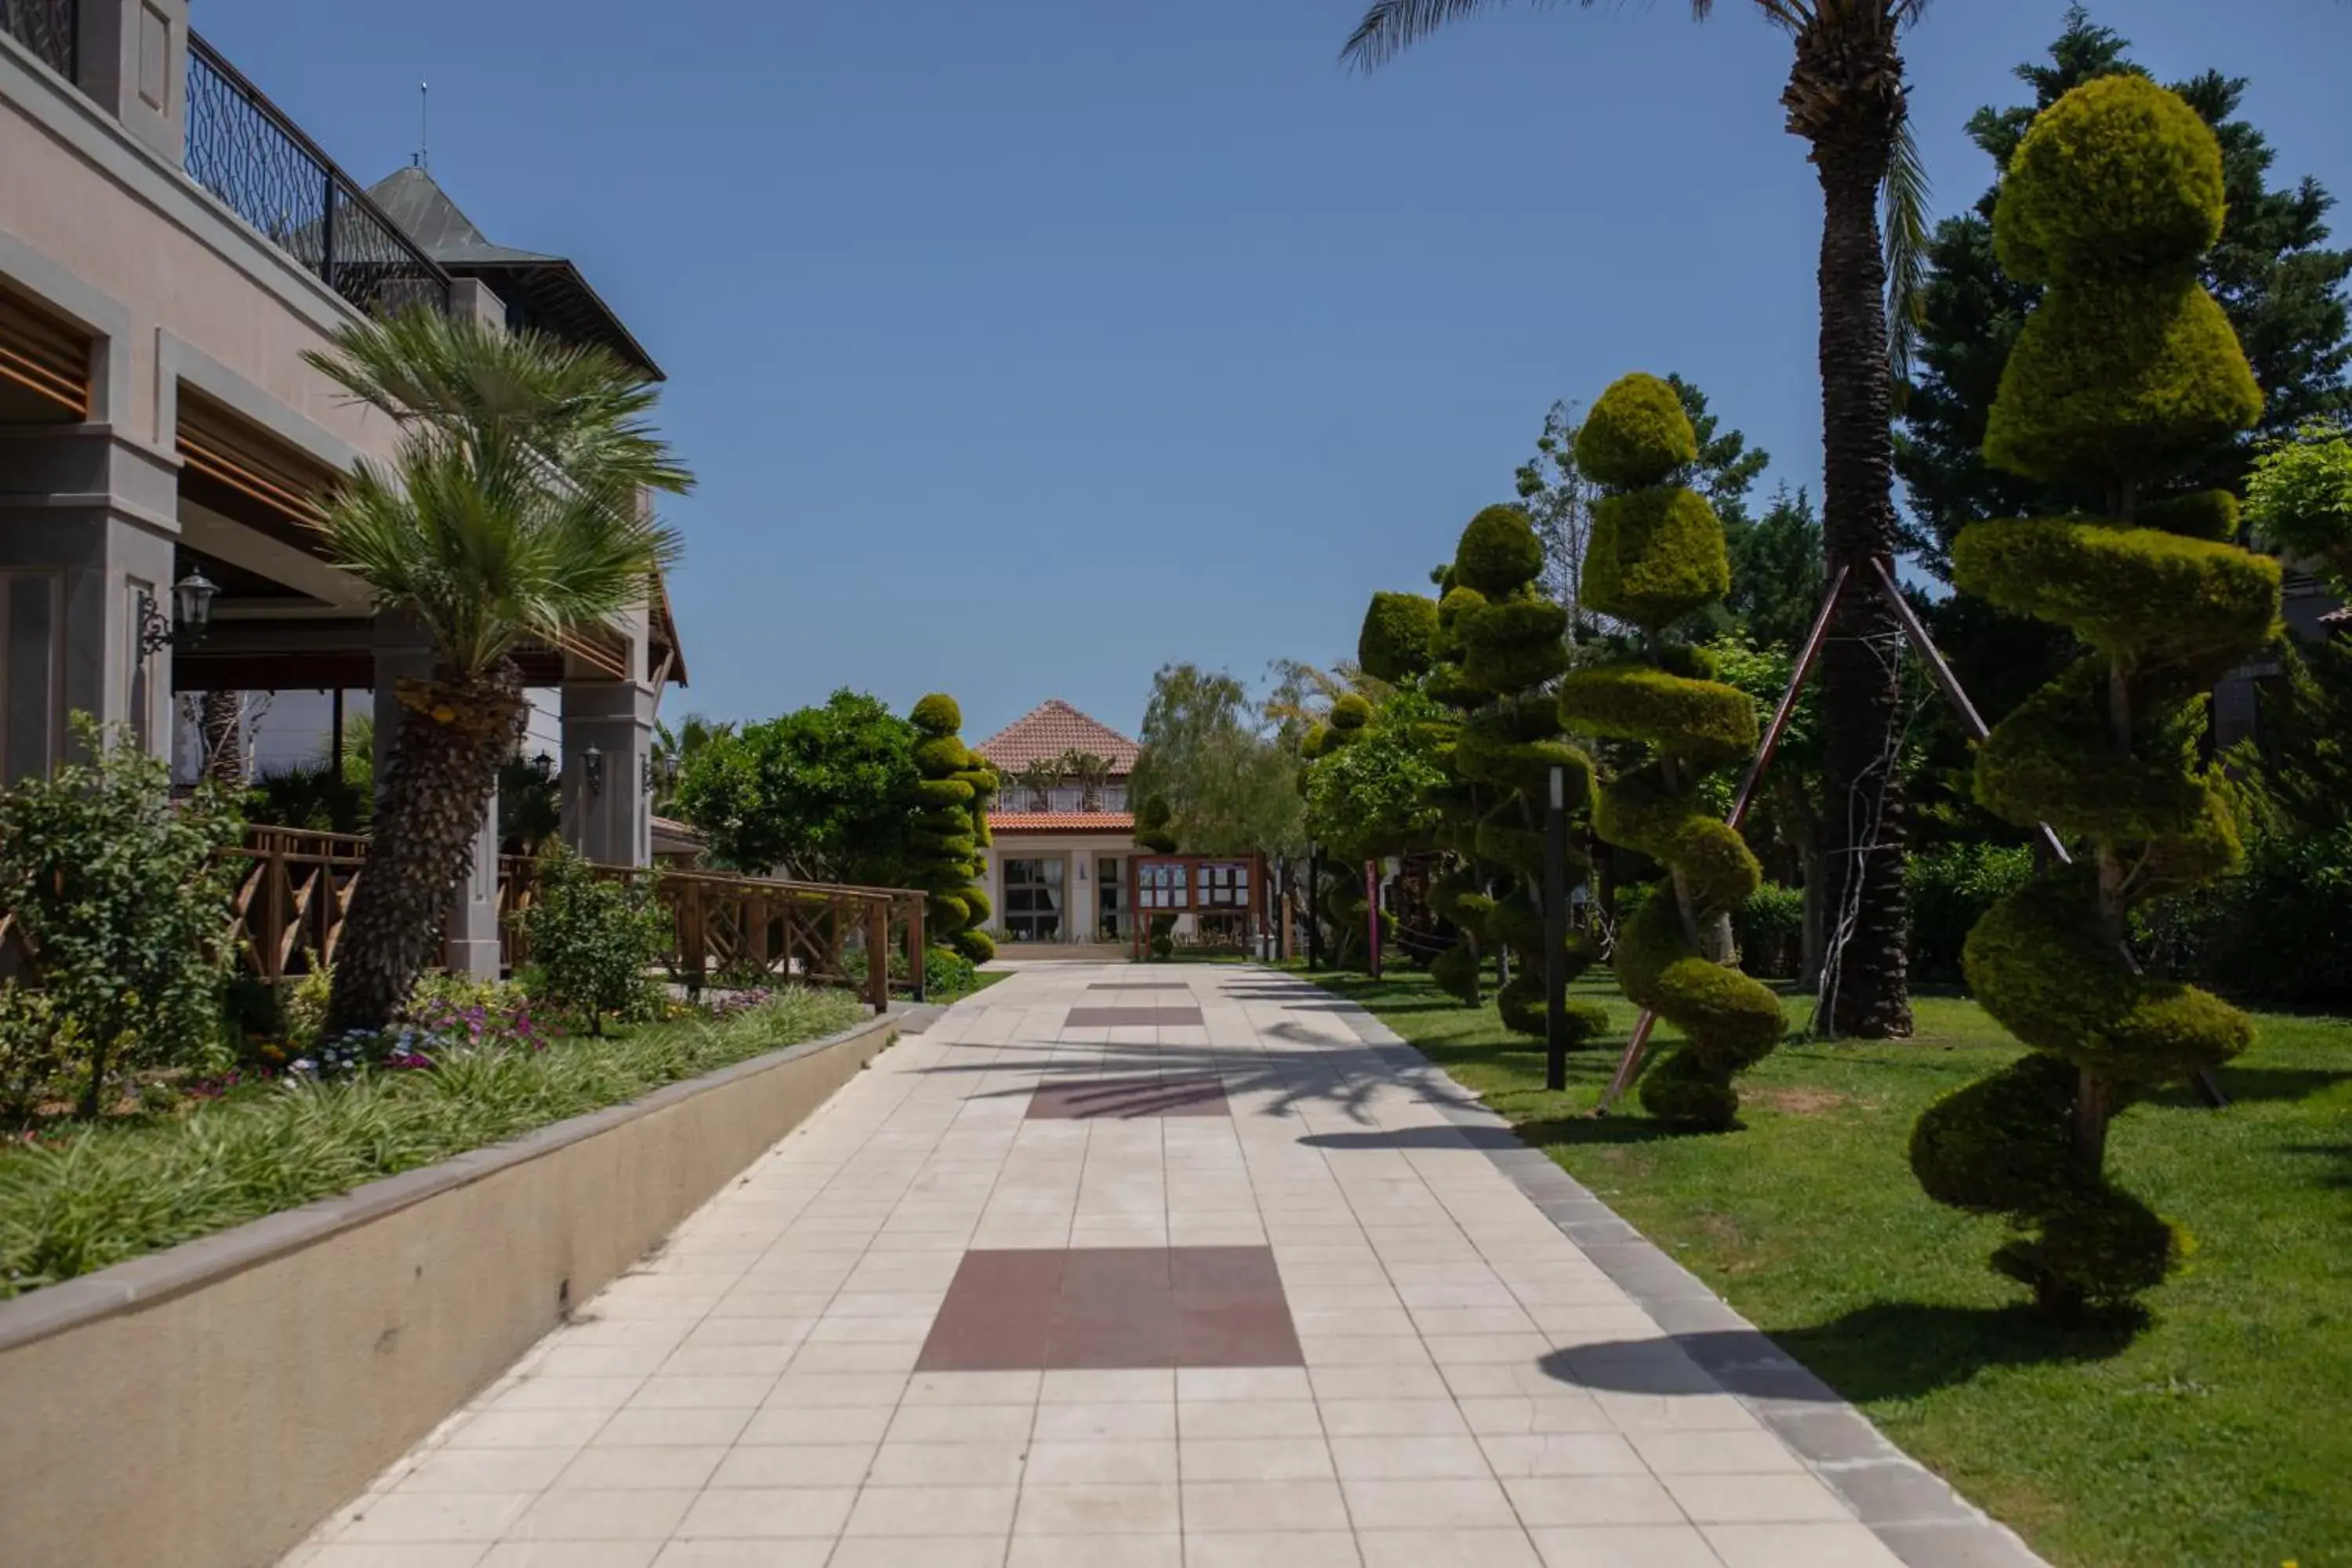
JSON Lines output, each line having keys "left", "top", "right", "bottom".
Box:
{"left": 202, "top": 0, "right": 2351, "bottom": 742}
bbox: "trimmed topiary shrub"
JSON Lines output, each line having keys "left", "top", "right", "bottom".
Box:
{"left": 1359, "top": 592, "right": 1439, "bottom": 684}
{"left": 902, "top": 693, "right": 997, "bottom": 964}
{"left": 1562, "top": 373, "right": 1779, "bottom": 1131}
{"left": 1911, "top": 76, "right": 2282, "bottom": 1319}
{"left": 1414, "top": 506, "right": 1603, "bottom": 1045}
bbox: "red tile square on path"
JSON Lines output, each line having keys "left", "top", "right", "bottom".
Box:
{"left": 916, "top": 1247, "right": 1303, "bottom": 1371}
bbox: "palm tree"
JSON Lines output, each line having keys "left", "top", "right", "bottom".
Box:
{"left": 1343, "top": 0, "right": 1929, "bottom": 1036}
{"left": 307, "top": 307, "right": 689, "bottom": 1035}
{"left": 1059, "top": 749, "right": 1116, "bottom": 811}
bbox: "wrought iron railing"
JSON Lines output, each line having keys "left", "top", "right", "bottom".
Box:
{"left": 0, "top": 0, "right": 75, "bottom": 79}
{"left": 183, "top": 34, "right": 451, "bottom": 317}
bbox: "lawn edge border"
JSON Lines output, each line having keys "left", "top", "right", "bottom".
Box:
{"left": 0, "top": 1002, "right": 908, "bottom": 1354}
{"left": 1314, "top": 982, "right": 2053, "bottom": 1568}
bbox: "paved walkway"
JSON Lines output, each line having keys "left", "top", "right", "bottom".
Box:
{"left": 288, "top": 963, "right": 2034, "bottom": 1568}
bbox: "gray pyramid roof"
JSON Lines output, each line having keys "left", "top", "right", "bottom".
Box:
{"left": 365, "top": 167, "right": 662, "bottom": 379}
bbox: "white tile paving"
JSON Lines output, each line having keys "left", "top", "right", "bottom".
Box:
{"left": 283, "top": 963, "right": 1918, "bottom": 1568}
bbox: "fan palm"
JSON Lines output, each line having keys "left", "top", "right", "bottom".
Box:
{"left": 1344, "top": 0, "right": 1929, "bottom": 1036}
{"left": 306, "top": 307, "right": 688, "bottom": 1034}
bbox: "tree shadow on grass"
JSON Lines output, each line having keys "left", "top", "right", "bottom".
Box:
{"left": 1543, "top": 1301, "right": 2147, "bottom": 1405}
{"left": 2281, "top": 1140, "right": 2352, "bottom": 1190}
{"left": 2147, "top": 1065, "right": 2352, "bottom": 1109}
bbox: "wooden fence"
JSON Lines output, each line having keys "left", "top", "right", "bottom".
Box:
{"left": 225, "top": 827, "right": 930, "bottom": 1009}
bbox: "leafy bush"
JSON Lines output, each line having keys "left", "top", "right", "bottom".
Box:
{"left": 891, "top": 944, "right": 979, "bottom": 1000}
{"left": 1734, "top": 882, "right": 1804, "bottom": 978}
{"left": 512, "top": 845, "right": 669, "bottom": 1034}
{"left": 0, "top": 989, "right": 864, "bottom": 1297}
{"left": 2147, "top": 825, "right": 2352, "bottom": 1009}
{"left": 1907, "top": 843, "right": 2036, "bottom": 985}
{"left": 0, "top": 718, "right": 243, "bottom": 1118}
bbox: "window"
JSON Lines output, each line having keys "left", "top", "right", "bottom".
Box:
{"left": 1137, "top": 861, "right": 1189, "bottom": 911}
{"left": 1047, "top": 786, "right": 1082, "bottom": 813}
{"left": 1003, "top": 858, "right": 1065, "bottom": 942}
{"left": 1201, "top": 862, "right": 1250, "bottom": 909}
{"left": 1100, "top": 786, "right": 1129, "bottom": 812}
{"left": 1096, "top": 855, "right": 1127, "bottom": 940}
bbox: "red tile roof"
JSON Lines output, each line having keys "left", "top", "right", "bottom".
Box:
{"left": 987, "top": 811, "right": 1137, "bottom": 833}
{"left": 976, "top": 699, "right": 1141, "bottom": 773}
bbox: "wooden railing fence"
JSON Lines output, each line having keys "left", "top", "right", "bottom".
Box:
{"left": 220, "top": 827, "right": 929, "bottom": 1011}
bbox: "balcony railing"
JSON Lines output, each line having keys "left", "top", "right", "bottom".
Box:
{"left": 183, "top": 34, "right": 451, "bottom": 317}
{"left": 0, "top": 0, "right": 76, "bottom": 78}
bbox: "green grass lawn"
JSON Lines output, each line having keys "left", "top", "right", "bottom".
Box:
{"left": 1299, "top": 964, "right": 2351, "bottom": 1568}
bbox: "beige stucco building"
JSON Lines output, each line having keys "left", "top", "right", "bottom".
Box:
{"left": 1, "top": 2, "right": 684, "bottom": 970}
{"left": 973, "top": 699, "right": 1142, "bottom": 951}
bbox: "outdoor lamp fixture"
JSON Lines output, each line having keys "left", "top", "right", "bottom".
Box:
{"left": 136, "top": 568, "right": 220, "bottom": 656}
{"left": 581, "top": 743, "right": 605, "bottom": 798}
{"left": 641, "top": 754, "right": 667, "bottom": 797}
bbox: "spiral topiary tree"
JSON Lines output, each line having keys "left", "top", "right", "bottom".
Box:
{"left": 1558, "top": 373, "right": 1780, "bottom": 1131}
{"left": 906, "top": 693, "right": 997, "bottom": 964}
{"left": 1907, "top": 78, "right": 2281, "bottom": 1318}
{"left": 1417, "top": 506, "right": 1607, "bottom": 1044}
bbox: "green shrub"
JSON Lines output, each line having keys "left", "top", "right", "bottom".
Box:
{"left": 1358, "top": 592, "right": 1439, "bottom": 682}
{"left": 0, "top": 989, "right": 862, "bottom": 1297}
{"left": 1918, "top": 76, "right": 2276, "bottom": 1317}
{"left": 892, "top": 943, "right": 979, "bottom": 1000}
{"left": 1451, "top": 504, "right": 1546, "bottom": 596}
{"left": 1907, "top": 843, "right": 2035, "bottom": 985}
{"left": 1734, "top": 882, "right": 1804, "bottom": 979}
{"left": 0, "top": 718, "right": 242, "bottom": 1119}
{"left": 1563, "top": 372, "right": 1776, "bottom": 1131}
{"left": 1573, "top": 372, "right": 1696, "bottom": 490}
{"left": 2151, "top": 824, "right": 2352, "bottom": 1010}
{"left": 902, "top": 693, "right": 992, "bottom": 953}
{"left": 511, "top": 845, "right": 668, "bottom": 1035}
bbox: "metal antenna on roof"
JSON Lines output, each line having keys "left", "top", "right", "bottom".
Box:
{"left": 413, "top": 82, "right": 429, "bottom": 169}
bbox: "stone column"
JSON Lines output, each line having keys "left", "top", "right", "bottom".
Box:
{"left": 75, "top": 0, "right": 191, "bottom": 165}
{"left": 559, "top": 604, "right": 655, "bottom": 867}
{"left": 372, "top": 615, "right": 502, "bottom": 979}
{"left": 0, "top": 425, "right": 179, "bottom": 779}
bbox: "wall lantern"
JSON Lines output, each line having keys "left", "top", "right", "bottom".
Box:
{"left": 136, "top": 568, "right": 220, "bottom": 655}
{"left": 581, "top": 743, "right": 605, "bottom": 798}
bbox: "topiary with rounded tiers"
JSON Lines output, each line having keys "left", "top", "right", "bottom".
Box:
{"left": 1909, "top": 76, "right": 2281, "bottom": 1319}
{"left": 1559, "top": 372, "right": 1780, "bottom": 1131}
{"left": 904, "top": 693, "right": 996, "bottom": 964}
{"left": 1416, "top": 505, "right": 1606, "bottom": 1044}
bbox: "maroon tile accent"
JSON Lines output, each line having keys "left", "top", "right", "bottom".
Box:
{"left": 916, "top": 1247, "right": 1303, "bottom": 1372}
{"left": 1065, "top": 1006, "right": 1205, "bottom": 1028}
{"left": 1026, "top": 1076, "right": 1229, "bottom": 1120}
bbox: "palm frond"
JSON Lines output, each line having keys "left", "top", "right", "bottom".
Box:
{"left": 1882, "top": 114, "right": 1933, "bottom": 390}
{"left": 325, "top": 433, "right": 681, "bottom": 676}
{"left": 1344, "top": 0, "right": 1718, "bottom": 72}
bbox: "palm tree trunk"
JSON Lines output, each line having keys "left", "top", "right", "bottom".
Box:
{"left": 200, "top": 690, "right": 245, "bottom": 788}
{"left": 1808, "top": 118, "right": 1914, "bottom": 1040}
{"left": 323, "top": 663, "right": 524, "bottom": 1035}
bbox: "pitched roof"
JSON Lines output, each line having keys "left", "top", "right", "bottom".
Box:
{"left": 986, "top": 811, "right": 1136, "bottom": 834}
{"left": 976, "top": 699, "right": 1140, "bottom": 773}
{"left": 365, "top": 167, "right": 663, "bottom": 379}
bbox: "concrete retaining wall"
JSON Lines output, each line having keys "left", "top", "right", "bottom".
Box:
{"left": 0, "top": 1010, "right": 901, "bottom": 1568}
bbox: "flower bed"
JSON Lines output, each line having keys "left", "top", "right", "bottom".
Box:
{"left": 0, "top": 987, "right": 864, "bottom": 1298}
